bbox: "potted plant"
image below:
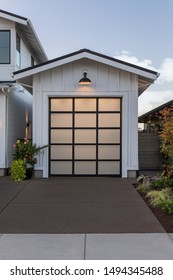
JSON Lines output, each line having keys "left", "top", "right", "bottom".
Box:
{"left": 11, "top": 138, "right": 48, "bottom": 180}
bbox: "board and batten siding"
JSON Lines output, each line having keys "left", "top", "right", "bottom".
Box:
{"left": 32, "top": 59, "right": 138, "bottom": 178}
{"left": 33, "top": 60, "right": 137, "bottom": 92}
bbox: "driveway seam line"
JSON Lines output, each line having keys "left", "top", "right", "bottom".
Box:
{"left": 0, "top": 181, "right": 30, "bottom": 215}
{"left": 168, "top": 233, "right": 173, "bottom": 240}
{"left": 84, "top": 234, "right": 87, "bottom": 260}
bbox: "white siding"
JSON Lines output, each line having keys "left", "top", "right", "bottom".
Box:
{"left": 33, "top": 59, "right": 138, "bottom": 177}
{"left": 0, "top": 17, "right": 16, "bottom": 80}
{"left": 0, "top": 14, "right": 43, "bottom": 174}
{"left": 15, "top": 28, "right": 34, "bottom": 70}
{"left": 21, "top": 39, "right": 32, "bottom": 69}
{"left": 34, "top": 59, "right": 134, "bottom": 92}
{"left": 7, "top": 86, "right": 32, "bottom": 165}
{"left": 0, "top": 17, "right": 35, "bottom": 80}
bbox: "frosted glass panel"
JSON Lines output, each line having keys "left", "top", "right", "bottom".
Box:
{"left": 74, "top": 161, "right": 96, "bottom": 174}
{"left": 51, "top": 161, "right": 72, "bottom": 174}
{"left": 75, "top": 98, "right": 96, "bottom": 111}
{"left": 51, "top": 145, "right": 72, "bottom": 159}
{"left": 99, "top": 113, "right": 120, "bottom": 127}
{"left": 99, "top": 98, "right": 121, "bottom": 111}
{"left": 75, "top": 129, "right": 96, "bottom": 143}
{"left": 51, "top": 114, "right": 72, "bottom": 127}
{"left": 51, "top": 98, "right": 72, "bottom": 111}
{"left": 98, "top": 145, "right": 120, "bottom": 159}
{"left": 99, "top": 129, "right": 120, "bottom": 143}
{"left": 75, "top": 145, "right": 96, "bottom": 159}
{"left": 98, "top": 161, "right": 120, "bottom": 175}
{"left": 51, "top": 130, "right": 72, "bottom": 143}
{"left": 75, "top": 114, "right": 96, "bottom": 127}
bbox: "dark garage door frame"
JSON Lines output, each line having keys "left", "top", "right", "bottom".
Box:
{"left": 49, "top": 97, "right": 122, "bottom": 176}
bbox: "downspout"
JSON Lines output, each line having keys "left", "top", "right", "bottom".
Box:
{"left": 5, "top": 92, "right": 8, "bottom": 169}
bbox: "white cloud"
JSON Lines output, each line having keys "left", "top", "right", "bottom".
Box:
{"left": 159, "top": 58, "right": 173, "bottom": 83}
{"left": 115, "top": 50, "right": 155, "bottom": 70}
{"left": 115, "top": 51, "right": 173, "bottom": 84}
{"left": 114, "top": 51, "right": 173, "bottom": 116}
{"left": 138, "top": 90, "right": 173, "bottom": 116}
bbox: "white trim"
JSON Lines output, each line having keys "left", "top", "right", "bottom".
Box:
{"left": 0, "top": 11, "right": 27, "bottom": 25}
{"left": 33, "top": 91, "right": 137, "bottom": 178}
{"left": 0, "top": 94, "right": 7, "bottom": 168}
{"left": 14, "top": 52, "right": 158, "bottom": 81}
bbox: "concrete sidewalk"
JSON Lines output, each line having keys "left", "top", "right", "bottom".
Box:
{"left": 0, "top": 233, "right": 173, "bottom": 259}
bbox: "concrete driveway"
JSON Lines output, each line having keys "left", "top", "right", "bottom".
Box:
{"left": 1, "top": 176, "right": 173, "bottom": 260}
{"left": 0, "top": 176, "right": 165, "bottom": 233}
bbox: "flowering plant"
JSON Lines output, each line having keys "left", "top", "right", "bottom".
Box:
{"left": 13, "top": 139, "right": 48, "bottom": 166}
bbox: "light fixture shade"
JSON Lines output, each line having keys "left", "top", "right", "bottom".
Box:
{"left": 79, "top": 72, "right": 91, "bottom": 85}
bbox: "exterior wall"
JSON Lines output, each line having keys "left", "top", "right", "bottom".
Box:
{"left": 32, "top": 59, "right": 138, "bottom": 178}
{"left": 15, "top": 26, "right": 36, "bottom": 70}
{"left": 20, "top": 39, "right": 33, "bottom": 68}
{"left": 7, "top": 86, "right": 32, "bottom": 166}
{"left": 0, "top": 86, "right": 32, "bottom": 173}
{"left": 0, "top": 15, "right": 33, "bottom": 174}
{"left": 0, "top": 17, "right": 16, "bottom": 81}
{"left": 0, "top": 17, "right": 35, "bottom": 81}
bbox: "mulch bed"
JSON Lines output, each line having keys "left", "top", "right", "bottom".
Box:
{"left": 135, "top": 187, "right": 173, "bottom": 233}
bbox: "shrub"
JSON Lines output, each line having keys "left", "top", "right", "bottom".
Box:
{"left": 136, "top": 175, "right": 160, "bottom": 193}
{"left": 136, "top": 183, "right": 152, "bottom": 194}
{"left": 146, "top": 188, "right": 173, "bottom": 214}
{"left": 151, "top": 177, "right": 173, "bottom": 190}
{"left": 10, "top": 159, "right": 26, "bottom": 182}
{"left": 159, "top": 200, "right": 173, "bottom": 214}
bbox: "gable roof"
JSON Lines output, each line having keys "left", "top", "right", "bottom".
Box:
{"left": 0, "top": 9, "right": 48, "bottom": 63}
{"left": 13, "top": 48, "right": 159, "bottom": 95}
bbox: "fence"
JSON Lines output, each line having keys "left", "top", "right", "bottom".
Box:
{"left": 138, "top": 130, "right": 162, "bottom": 171}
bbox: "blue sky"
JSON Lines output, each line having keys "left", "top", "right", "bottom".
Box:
{"left": 1, "top": 0, "right": 173, "bottom": 115}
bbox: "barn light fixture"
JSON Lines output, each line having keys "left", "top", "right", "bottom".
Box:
{"left": 79, "top": 72, "right": 91, "bottom": 85}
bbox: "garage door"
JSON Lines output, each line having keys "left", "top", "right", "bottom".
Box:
{"left": 49, "top": 97, "right": 121, "bottom": 176}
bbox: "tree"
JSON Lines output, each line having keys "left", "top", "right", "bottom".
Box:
{"left": 159, "top": 105, "right": 173, "bottom": 177}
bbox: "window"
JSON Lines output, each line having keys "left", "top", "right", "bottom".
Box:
{"left": 0, "top": 30, "right": 10, "bottom": 64}
{"left": 16, "top": 33, "right": 21, "bottom": 67}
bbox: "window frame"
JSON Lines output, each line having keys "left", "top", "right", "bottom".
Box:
{"left": 31, "top": 56, "right": 34, "bottom": 66}
{"left": 0, "top": 30, "right": 11, "bottom": 64}
{"left": 16, "top": 32, "right": 21, "bottom": 68}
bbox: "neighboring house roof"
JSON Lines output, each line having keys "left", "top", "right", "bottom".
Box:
{"left": 138, "top": 99, "right": 173, "bottom": 123}
{"left": 13, "top": 48, "right": 159, "bottom": 95}
{"left": 0, "top": 9, "right": 48, "bottom": 63}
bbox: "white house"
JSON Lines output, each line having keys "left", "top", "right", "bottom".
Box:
{"left": 14, "top": 49, "right": 159, "bottom": 178}
{"left": 0, "top": 9, "right": 47, "bottom": 175}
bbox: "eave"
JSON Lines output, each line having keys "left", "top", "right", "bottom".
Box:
{"left": 0, "top": 9, "right": 48, "bottom": 63}
{"left": 13, "top": 49, "right": 159, "bottom": 95}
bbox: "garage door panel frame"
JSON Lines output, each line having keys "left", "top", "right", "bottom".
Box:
{"left": 49, "top": 97, "right": 122, "bottom": 176}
